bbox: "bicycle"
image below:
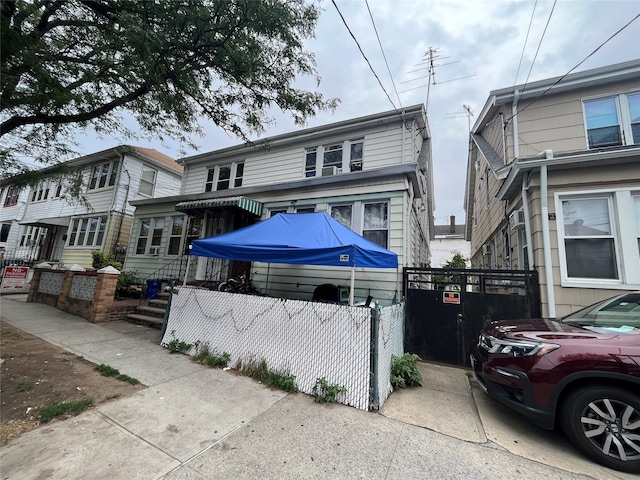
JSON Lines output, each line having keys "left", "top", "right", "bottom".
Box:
{"left": 217, "top": 272, "right": 261, "bottom": 295}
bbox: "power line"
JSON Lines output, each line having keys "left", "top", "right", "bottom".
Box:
{"left": 506, "top": 11, "right": 640, "bottom": 122}
{"left": 513, "top": 0, "right": 538, "bottom": 86}
{"left": 330, "top": 0, "right": 399, "bottom": 112}
{"left": 520, "top": 0, "right": 557, "bottom": 95}
{"left": 365, "top": 0, "right": 402, "bottom": 108}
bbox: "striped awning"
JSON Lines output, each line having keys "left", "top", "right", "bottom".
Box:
{"left": 175, "top": 196, "right": 262, "bottom": 216}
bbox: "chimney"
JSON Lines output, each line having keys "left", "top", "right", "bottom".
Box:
{"left": 449, "top": 215, "right": 456, "bottom": 234}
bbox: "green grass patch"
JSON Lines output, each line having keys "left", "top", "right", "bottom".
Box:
{"left": 193, "top": 342, "right": 230, "bottom": 368}
{"left": 39, "top": 398, "right": 94, "bottom": 423}
{"left": 95, "top": 364, "right": 140, "bottom": 385}
{"left": 15, "top": 378, "right": 33, "bottom": 393}
{"left": 235, "top": 358, "right": 297, "bottom": 393}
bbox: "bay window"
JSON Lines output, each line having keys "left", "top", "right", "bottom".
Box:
{"left": 88, "top": 160, "right": 119, "bottom": 190}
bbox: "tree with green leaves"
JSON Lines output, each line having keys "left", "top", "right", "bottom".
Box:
{"left": 433, "top": 253, "right": 468, "bottom": 290}
{"left": 0, "top": 0, "right": 337, "bottom": 177}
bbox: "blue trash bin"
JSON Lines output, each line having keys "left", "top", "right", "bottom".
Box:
{"left": 146, "top": 279, "right": 162, "bottom": 300}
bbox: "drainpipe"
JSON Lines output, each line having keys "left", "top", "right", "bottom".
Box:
{"left": 540, "top": 152, "right": 556, "bottom": 319}
{"left": 405, "top": 185, "right": 414, "bottom": 268}
{"left": 401, "top": 110, "right": 406, "bottom": 164}
{"left": 512, "top": 90, "right": 520, "bottom": 158}
{"left": 521, "top": 172, "right": 534, "bottom": 269}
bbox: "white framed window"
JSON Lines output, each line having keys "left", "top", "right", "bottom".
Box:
{"left": 3, "top": 186, "right": 20, "bottom": 206}
{"left": 138, "top": 165, "right": 157, "bottom": 196}
{"left": 363, "top": 202, "right": 389, "bottom": 249}
{"left": 305, "top": 148, "right": 317, "bottom": 177}
{"left": 349, "top": 140, "right": 363, "bottom": 172}
{"left": 88, "top": 160, "right": 119, "bottom": 190}
{"left": 67, "top": 216, "right": 107, "bottom": 247}
{"left": 30, "top": 180, "right": 51, "bottom": 202}
{"left": 167, "top": 216, "right": 184, "bottom": 256}
{"left": 583, "top": 92, "right": 640, "bottom": 148}
{"left": 135, "top": 217, "right": 164, "bottom": 255}
{"left": 205, "top": 163, "right": 244, "bottom": 192}
{"left": 330, "top": 201, "right": 389, "bottom": 249}
{"left": 556, "top": 189, "right": 640, "bottom": 288}
{"left": 323, "top": 144, "right": 343, "bottom": 169}
{"left": 20, "top": 226, "right": 45, "bottom": 247}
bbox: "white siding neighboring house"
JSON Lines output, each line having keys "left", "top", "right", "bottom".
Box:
{"left": 1, "top": 145, "right": 182, "bottom": 269}
{"left": 464, "top": 59, "right": 640, "bottom": 318}
{"left": 431, "top": 216, "right": 470, "bottom": 267}
{"left": 127, "top": 104, "right": 434, "bottom": 305}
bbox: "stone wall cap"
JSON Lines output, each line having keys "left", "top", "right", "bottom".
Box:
{"left": 68, "top": 264, "right": 86, "bottom": 271}
{"left": 34, "top": 262, "right": 53, "bottom": 269}
{"left": 98, "top": 265, "right": 121, "bottom": 275}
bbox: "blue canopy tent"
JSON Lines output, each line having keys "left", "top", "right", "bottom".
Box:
{"left": 187, "top": 212, "right": 398, "bottom": 304}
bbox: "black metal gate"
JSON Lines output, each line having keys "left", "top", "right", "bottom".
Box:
{"left": 403, "top": 267, "right": 541, "bottom": 367}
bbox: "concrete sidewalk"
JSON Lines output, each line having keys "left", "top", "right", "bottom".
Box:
{"left": 0, "top": 296, "right": 633, "bottom": 479}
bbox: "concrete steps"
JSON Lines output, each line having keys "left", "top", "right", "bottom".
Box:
{"left": 125, "top": 292, "right": 170, "bottom": 330}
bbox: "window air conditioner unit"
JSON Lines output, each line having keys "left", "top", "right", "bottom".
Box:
{"left": 508, "top": 209, "right": 526, "bottom": 230}
{"left": 321, "top": 166, "right": 341, "bottom": 176}
{"left": 148, "top": 246, "right": 160, "bottom": 256}
{"left": 482, "top": 244, "right": 492, "bottom": 256}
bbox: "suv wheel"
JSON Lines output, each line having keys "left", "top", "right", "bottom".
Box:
{"left": 561, "top": 385, "right": 640, "bottom": 473}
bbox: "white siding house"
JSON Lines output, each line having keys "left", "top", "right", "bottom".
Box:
{"left": 1, "top": 146, "right": 182, "bottom": 269}
{"left": 127, "top": 105, "right": 434, "bottom": 305}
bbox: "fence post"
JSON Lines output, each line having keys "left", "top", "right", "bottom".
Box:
{"left": 369, "top": 309, "right": 380, "bottom": 410}
{"left": 91, "top": 266, "right": 119, "bottom": 323}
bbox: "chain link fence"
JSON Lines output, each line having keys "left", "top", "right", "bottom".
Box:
{"left": 162, "top": 287, "right": 405, "bottom": 411}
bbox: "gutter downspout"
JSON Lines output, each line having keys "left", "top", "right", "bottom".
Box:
{"left": 540, "top": 152, "right": 556, "bottom": 319}
{"left": 109, "top": 148, "right": 127, "bottom": 255}
{"left": 521, "top": 172, "right": 534, "bottom": 269}
{"left": 512, "top": 90, "right": 520, "bottom": 158}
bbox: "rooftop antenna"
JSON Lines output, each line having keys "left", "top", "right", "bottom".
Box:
{"left": 463, "top": 104, "right": 474, "bottom": 132}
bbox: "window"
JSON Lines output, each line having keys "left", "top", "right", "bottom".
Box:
{"left": 68, "top": 216, "right": 107, "bottom": 247}
{"left": 323, "top": 144, "right": 343, "bottom": 169}
{"left": 295, "top": 207, "right": 315, "bottom": 214}
{"left": 331, "top": 205, "right": 353, "bottom": 228}
{"left": 1, "top": 224, "right": 10, "bottom": 242}
{"left": 138, "top": 165, "right": 157, "bottom": 196}
{"left": 583, "top": 92, "right": 640, "bottom": 148}
{"left": 561, "top": 197, "right": 618, "bottom": 279}
{"left": 167, "top": 217, "right": 184, "bottom": 255}
{"left": 305, "top": 148, "right": 317, "bottom": 177}
{"left": 269, "top": 209, "right": 288, "bottom": 217}
{"left": 349, "top": 141, "right": 363, "bottom": 172}
{"left": 205, "top": 163, "right": 243, "bottom": 192}
{"left": 331, "top": 202, "right": 389, "bottom": 248}
{"left": 185, "top": 217, "right": 202, "bottom": 254}
{"left": 135, "top": 217, "right": 164, "bottom": 254}
{"left": 88, "top": 161, "right": 119, "bottom": 190}
{"left": 363, "top": 202, "right": 389, "bottom": 248}
{"left": 3, "top": 186, "right": 20, "bottom": 206}
{"left": 31, "top": 180, "right": 51, "bottom": 202}
{"left": 20, "top": 226, "right": 45, "bottom": 247}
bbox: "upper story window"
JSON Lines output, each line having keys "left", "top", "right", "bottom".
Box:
{"left": 350, "top": 141, "right": 363, "bottom": 172}
{"left": 305, "top": 148, "right": 317, "bottom": 177}
{"left": 88, "top": 160, "right": 119, "bottom": 190}
{"left": 205, "top": 162, "right": 244, "bottom": 192}
{"left": 584, "top": 92, "right": 640, "bottom": 148}
{"left": 138, "top": 165, "right": 157, "bottom": 196}
{"left": 3, "top": 186, "right": 21, "bottom": 206}
{"left": 67, "top": 216, "right": 107, "bottom": 247}
{"left": 30, "top": 180, "right": 51, "bottom": 202}
{"left": 304, "top": 140, "right": 365, "bottom": 177}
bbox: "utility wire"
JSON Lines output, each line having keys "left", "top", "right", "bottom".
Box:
{"left": 520, "top": 0, "right": 556, "bottom": 97}
{"left": 331, "top": 0, "right": 399, "bottom": 112}
{"left": 506, "top": 11, "right": 640, "bottom": 122}
{"left": 365, "top": 0, "right": 402, "bottom": 108}
{"left": 513, "top": 0, "right": 538, "bottom": 86}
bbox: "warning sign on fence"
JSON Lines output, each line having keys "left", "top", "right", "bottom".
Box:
{"left": 443, "top": 291, "right": 460, "bottom": 304}
{"left": 1, "top": 266, "right": 30, "bottom": 292}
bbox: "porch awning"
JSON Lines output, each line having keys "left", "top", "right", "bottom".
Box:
{"left": 175, "top": 196, "right": 262, "bottom": 216}
{"left": 19, "top": 216, "right": 71, "bottom": 228}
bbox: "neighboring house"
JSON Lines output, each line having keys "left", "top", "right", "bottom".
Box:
{"left": 464, "top": 59, "right": 640, "bottom": 318}
{"left": 1, "top": 146, "right": 182, "bottom": 269}
{"left": 0, "top": 183, "right": 31, "bottom": 261}
{"left": 430, "top": 215, "right": 469, "bottom": 267}
{"left": 126, "top": 104, "right": 434, "bottom": 305}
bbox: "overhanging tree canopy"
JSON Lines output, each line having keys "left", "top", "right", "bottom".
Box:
{"left": 0, "top": 0, "right": 337, "bottom": 175}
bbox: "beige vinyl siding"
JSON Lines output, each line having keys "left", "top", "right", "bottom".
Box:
{"left": 60, "top": 249, "right": 94, "bottom": 268}
{"left": 469, "top": 159, "right": 504, "bottom": 264}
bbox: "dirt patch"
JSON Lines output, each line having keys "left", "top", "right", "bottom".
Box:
{"left": 0, "top": 320, "right": 145, "bottom": 446}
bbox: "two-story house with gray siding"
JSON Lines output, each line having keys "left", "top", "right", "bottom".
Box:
{"left": 464, "top": 59, "right": 640, "bottom": 318}
{"left": 1, "top": 145, "right": 182, "bottom": 269}
{"left": 126, "top": 104, "right": 434, "bottom": 305}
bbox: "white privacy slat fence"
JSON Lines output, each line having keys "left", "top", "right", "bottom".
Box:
{"left": 161, "top": 287, "right": 404, "bottom": 410}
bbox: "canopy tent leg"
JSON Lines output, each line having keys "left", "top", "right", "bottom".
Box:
{"left": 349, "top": 266, "right": 355, "bottom": 306}
{"left": 183, "top": 255, "right": 192, "bottom": 286}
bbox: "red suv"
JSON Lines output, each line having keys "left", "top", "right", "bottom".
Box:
{"left": 471, "top": 292, "right": 640, "bottom": 473}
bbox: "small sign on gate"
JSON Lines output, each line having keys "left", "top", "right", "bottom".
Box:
{"left": 443, "top": 291, "right": 460, "bottom": 305}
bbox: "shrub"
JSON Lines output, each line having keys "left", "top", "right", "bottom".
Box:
{"left": 391, "top": 353, "right": 423, "bottom": 389}
{"left": 312, "top": 377, "right": 347, "bottom": 403}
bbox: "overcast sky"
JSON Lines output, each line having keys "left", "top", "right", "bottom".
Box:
{"left": 75, "top": 0, "right": 640, "bottom": 225}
